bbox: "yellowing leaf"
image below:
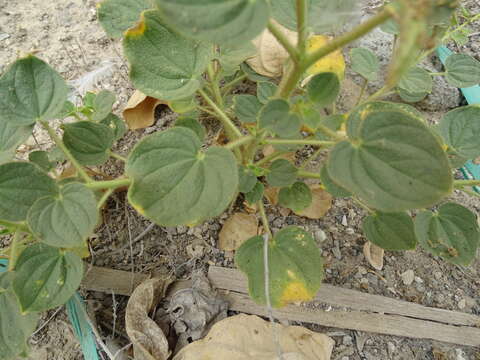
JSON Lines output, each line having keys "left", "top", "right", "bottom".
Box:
{"left": 363, "top": 241, "right": 384, "bottom": 271}
{"left": 218, "top": 213, "right": 258, "bottom": 251}
{"left": 123, "top": 90, "right": 167, "bottom": 130}
{"left": 295, "top": 185, "right": 332, "bottom": 219}
{"left": 306, "top": 35, "right": 346, "bottom": 80}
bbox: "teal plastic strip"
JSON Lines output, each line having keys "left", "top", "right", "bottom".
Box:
{"left": 437, "top": 46, "right": 480, "bottom": 193}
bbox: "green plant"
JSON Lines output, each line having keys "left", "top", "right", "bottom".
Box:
{"left": 1, "top": 0, "right": 480, "bottom": 356}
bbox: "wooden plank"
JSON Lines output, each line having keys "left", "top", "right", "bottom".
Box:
{"left": 208, "top": 266, "right": 480, "bottom": 327}
{"left": 223, "top": 291, "right": 480, "bottom": 347}
{"left": 82, "top": 266, "right": 150, "bottom": 296}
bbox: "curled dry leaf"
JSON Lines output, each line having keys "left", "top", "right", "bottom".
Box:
{"left": 123, "top": 90, "right": 167, "bottom": 130}
{"left": 174, "top": 314, "right": 334, "bottom": 360}
{"left": 363, "top": 241, "right": 384, "bottom": 271}
{"left": 246, "top": 20, "right": 297, "bottom": 78}
{"left": 295, "top": 185, "right": 332, "bottom": 219}
{"left": 219, "top": 213, "right": 258, "bottom": 251}
{"left": 125, "top": 276, "right": 174, "bottom": 360}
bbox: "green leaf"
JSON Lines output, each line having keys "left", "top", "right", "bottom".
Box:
{"left": 363, "top": 212, "right": 418, "bottom": 251}
{"left": 126, "top": 127, "right": 238, "bottom": 226}
{"left": 218, "top": 42, "right": 257, "bottom": 76}
{"left": 169, "top": 97, "right": 197, "bottom": 114}
{"left": 63, "top": 121, "right": 115, "bottom": 166}
{"left": 236, "top": 226, "right": 323, "bottom": 308}
{"left": 266, "top": 159, "right": 297, "bottom": 188}
{"left": 380, "top": 18, "right": 400, "bottom": 34}
{"left": 415, "top": 203, "right": 479, "bottom": 266}
{"left": 445, "top": 54, "right": 480, "bottom": 88}
{"left": 100, "top": 113, "right": 127, "bottom": 141}
{"left": 97, "top": 0, "right": 152, "bottom": 38}
{"left": 233, "top": 95, "right": 263, "bottom": 124}
{"left": 91, "top": 90, "right": 116, "bottom": 122}
{"left": 314, "top": 114, "right": 344, "bottom": 141}
{"left": 239, "top": 165, "right": 258, "bottom": 194}
{"left": 350, "top": 48, "right": 379, "bottom": 81}
{"left": 257, "top": 82, "right": 278, "bottom": 105}
{"left": 398, "top": 67, "right": 432, "bottom": 94}
{"left": 241, "top": 63, "right": 271, "bottom": 82}
{"left": 278, "top": 182, "right": 312, "bottom": 212}
{"left": 27, "top": 183, "right": 99, "bottom": 248}
{"left": 259, "top": 99, "right": 301, "bottom": 137}
{"left": 439, "top": 105, "right": 480, "bottom": 159}
{"left": 28, "top": 151, "right": 54, "bottom": 172}
{"left": 155, "top": 0, "right": 270, "bottom": 44}
{"left": 0, "top": 273, "right": 39, "bottom": 360}
{"left": 123, "top": 10, "right": 212, "bottom": 101}
{"left": 245, "top": 181, "right": 264, "bottom": 205}
{"left": 13, "top": 244, "right": 83, "bottom": 312}
{"left": 328, "top": 105, "right": 452, "bottom": 212}
{"left": 0, "top": 162, "right": 58, "bottom": 222}
{"left": 0, "top": 56, "right": 68, "bottom": 126}
{"left": 320, "top": 166, "right": 351, "bottom": 198}
{"left": 0, "top": 120, "right": 33, "bottom": 160}
{"left": 397, "top": 88, "right": 428, "bottom": 103}
{"left": 175, "top": 117, "right": 206, "bottom": 141}
{"left": 307, "top": 73, "right": 340, "bottom": 107}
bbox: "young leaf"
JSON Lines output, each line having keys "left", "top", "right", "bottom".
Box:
{"left": 320, "top": 166, "right": 351, "bottom": 198}
{"left": 239, "top": 165, "right": 258, "bottom": 194}
{"left": 100, "top": 113, "right": 127, "bottom": 141}
{"left": 155, "top": 0, "right": 270, "bottom": 44}
{"left": 350, "top": 48, "right": 380, "bottom": 81}
{"left": 126, "top": 127, "right": 238, "bottom": 226}
{"left": 257, "top": 82, "right": 278, "bottom": 105}
{"left": 0, "top": 56, "right": 68, "bottom": 126}
{"left": 28, "top": 151, "right": 54, "bottom": 172}
{"left": 236, "top": 226, "right": 323, "bottom": 308}
{"left": 397, "top": 88, "right": 428, "bottom": 103}
{"left": 362, "top": 212, "right": 418, "bottom": 251}
{"left": 265, "top": 159, "right": 297, "bottom": 188}
{"left": 0, "top": 273, "right": 39, "bottom": 360}
{"left": 278, "top": 182, "right": 312, "bottom": 212}
{"left": 245, "top": 181, "right": 264, "bottom": 205}
{"left": 91, "top": 90, "right": 116, "bottom": 122}
{"left": 27, "top": 183, "right": 99, "bottom": 248}
{"left": 439, "top": 105, "right": 480, "bottom": 159}
{"left": 398, "top": 67, "right": 432, "bottom": 94}
{"left": 97, "top": 0, "right": 152, "bottom": 38}
{"left": 329, "top": 105, "right": 452, "bottom": 212}
{"left": 307, "top": 72, "right": 340, "bottom": 107}
{"left": 13, "top": 244, "right": 83, "bottom": 312}
{"left": 123, "top": 10, "right": 212, "bottom": 101}
{"left": 0, "top": 162, "right": 58, "bottom": 222}
{"left": 445, "top": 54, "right": 480, "bottom": 88}
{"left": 233, "top": 95, "right": 263, "bottom": 124}
{"left": 258, "top": 99, "right": 301, "bottom": 137}
{"left": 415, "top": 203, "right": 479, "bottom": 266}
{"left": 175, "top": 117, "right": 206, "bottom": 141}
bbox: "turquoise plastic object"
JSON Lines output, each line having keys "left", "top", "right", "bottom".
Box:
{"left": 437, "top": 46, "right": 480, "bottom": 194}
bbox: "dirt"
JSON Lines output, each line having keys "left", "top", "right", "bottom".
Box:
{"left": 0, "top": 1, "right": 479, "bottom": 360}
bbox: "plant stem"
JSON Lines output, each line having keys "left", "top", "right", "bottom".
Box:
{"left": 296, "top": 0, "right": 308, "bottom": 55}
{"left": 40, "top": 121, "right": 92, "bottom": 183}
{"left": 316, "top": 124, "right": 345, "bottom": 141}
{"left": 0, "top": 220, "right": 29, "bottom": 232}
{"left": 429, "top": 72, "right": 446, "bottom": 76}
{"left": 222, "top": 74, "right": 247, "bottom": 95}
{"left": 268, "top": 21, "right": 299, "bottom": 62}
{"left": 355, "top": 78, "right": 369, "bottom": 106}
{"left": 97, "top": 189, "right": 114, "bottom": 210}
{"left": 108, "top": 151, "right": 127, "bottom": 162}
{"left": 299, "top": 147, "right": 323, "bottom": 170}
{"left": 258, "top": 199, "right": 272, "bottom": 238}
{"left": 255, "top": 150, "right": 289, "bottom": 166}
{"left": 454, "top": 179, "right": 480, "bottom": 188}
{"left": 85, "top": 178, "right": 132, "bottom": 191}
{"left": 208, "top": 63, "right": 224, "bottom": 108}
{"left": 225, "top": 135, "right": 255, "bottom": 150}
{"left": 297, "top": 170, "right": 321, "bottom": 179}
{"left": 8, "top": 230, "right": 22, "bottom": 271}
{"left": 264, "top": 138, "right": 335, "bottom": 147}
{"left": 351, "top": 197, "right": 374, "bottom": 213}
{"left": 197, "top": 106, "right": 217, "bottom": 117}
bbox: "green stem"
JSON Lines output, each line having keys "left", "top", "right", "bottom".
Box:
{"left": 222, "top": 74, "right": 247, "bottom": 95}
{"left": 296, "top": 0, "right": 308, "bottom": 55}
{"left": 0, "top": 220, "right": 29, "bottom": 232}
{"left": 40, "top": 121, "right": 92, "bottom": 183}
{"left": 85, "top": 178, "right": 132, "bottom": 191}
{"left": 264, "top": 138, "right": 335, "bottom": 147}
{"left": 208, "top": 63, "right": 224, "bottom": 108}
{"left": 454, "top": 179, "right": 480, "bottom": 188}
{"left": 297, "top": 170, "right": 321, "bottom": 179}
{"left": 255, "top": 150, "right": 289, "bottom": 166}
{"left": 351, "top": 197, "right": 374, "bottom": 213}
{"left": 97, "top": 189, "right": 114, "bottom": 210}
{"left": 443, "top": 13, "right": 480, "bottom": 42}
{"left": 258, "top": 199, "right": 272, "bottom": 238}
{"left": 316, "top": 124, "right": 345, "bottom": 141}
{"left": 299, "top": 147, "right": 323, "bottom": 170}
{"left": 363, "top": 85, "right": 391, "bottom": 104}
{"left": 197, "top": 106, "right": 217, "bottom": 117}
{"left": 355, "top": 78, "right": 369, "bottom": 106}
{"left": 225, "top": 135, "right": 255, "bottom": 150}
{"left": 276, "top": 63, "right": 303, "bottom": 99}
{"left": 108, "top": 151, "right": 127, "bottom": 162}
{"left": 8, "top": 231, "right": 22, "bottom": 271}
{"left": 267, "top": 21, "right": 299, "bottom": 62}
{"left": 429, "top": 72, "right": 446, "bottom": 76}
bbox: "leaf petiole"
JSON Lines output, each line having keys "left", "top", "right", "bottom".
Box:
{"left": 85, "top": 178, "right": 132, "bottom": 191}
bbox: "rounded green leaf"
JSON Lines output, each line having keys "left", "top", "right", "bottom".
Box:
{"left": 438, "top": 105, "right": 480, "bottom": 159}
{"left": 123, "top": 10, "right": 212, "bottom": 101}
{"left": 328, "top": 106, "right": 452, "bottom": 212}
{"left": 320, "top": 166, "right": 351, "bottom": 198}
{"left": 126, "top": 127, "right": 238, "bottom": 226}
{"left": 350, "top": 48, "right": 379, "bottom": 81}
{"left": 445, "top": 54, "right": 480, "bottom": 88}
{"left": 175, "top": 117, "right": 206, "bottom": 141}
{"left": 0, "top": 162, "right": 58, "bottom": 222}
{"left": 63, "top": 121, "right": 115, "bottom": 166}
{"left": 0, "top": 121, "right": 33, "bottom": 162}
{"left": 0, "top": 56, "right": 68, "bottom": 126}
{"left": 155, "top": 0, "right": 270, "bottom": 44}
{"left": 241, "top": 63, "right": 271, "bottom": 82}
{"left": 218, "top": 42, "right": 257, "bottom": 76}
{"left": 363, "top": 212, "right": 418, "bottom": 251}
{"left": 92, "top": 90, "right": 116, "bottom": 122}
{"left": 245, "top": 181, "right": 264, "bottom": 205}
{"left": 278, "top": 182, "right": 312, "bottom": 212}
{"left": 257, "top": 82, "right": 278, "bottom": 105}
{"left": 239, "top": 165, "right": 258, "bottom": 194}
{"left": 101, "top": 113, "right": 127, "bottom": 141}
{"left": 414, "top": 203, "right": 479, "bottom": 266}
{"left": 398, "top": 88, "right": 428, "bottom": 103}
{"left": 266, "top": 159, "right": 298, "bottom": 188}
{"left": 13, "top": 244, "right": 84, "bottom": 312}
{"left": 28, "top": 151, "right": 54, "bottom": 172}
{"left": 259, "top": 99, "right": 301, "bottom": 137}
{"left": 27, "top": 183, "right": 99, "bottom": 248}
{"left": 233, "top": 95, "right": 263, "bottom": 124}
{"left": 236, "top": 226, "right": 323, "bottom": 308}
{"left": 0, "top": 273, "right": 39, "bottom": 360}
{"left": 307, "top": 72, "right": 340, "bottom": 107}
{"left": 97, "top": 0, "right": 152, "bottom": 38}
{"left": 398, "top": 67, "right": 432, "bottom": 94}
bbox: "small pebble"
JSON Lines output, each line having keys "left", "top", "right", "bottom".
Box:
{"left": 387, "top": 342, "right": 396, "bottom": 356}
{"left": 458, "top": 299, "right": 466, "bottom": 310}
{"left": 343, "top": 335, "right": 353, "bottom": 346}
{"left": 314, "top": 229, "right": 327, "bottom": 243}
{"left": 401, "top": 270, "right": 415, "bottom": 286}
{"left": 433, "top": 271, "right": 442, "bottom": 280}
{"left": 345, "top": 227, "right": 355, "bottom": 235}
{"left": 414, "top": 276, "right": 423, "bottom": 284}
{"left": 341, "top": 215, "right": 348, "bottom": 226}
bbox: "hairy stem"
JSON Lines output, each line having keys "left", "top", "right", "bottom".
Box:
{"left": 264, "top": 138, "right": 335, "bottom": 147}
{"left": 299, "top": 147, "right": 323, "bottom": 170}
{"left": 108, "top": 151, "right": 127, "bottom": 162}
{"left": 85, "top": 178, "right": 132, "bottom": 191}
{"left": 225, "top": 135, "right": 255, "bottom": 150}
{"left": 355, "top": 78, "right": 369, "bottom": 106}
{"left": 268, "top": 21, "right": 299, "bottom": 62}
{"left": 222, "top": 74, "right": 247, "bottom": 95}
{"left": 255, "top": 150, "right": 289, "bottom": 166}
{"left": 316, "top": 124, "right": 345, "bottom": 141}
{"left": 208, "top": 63, "right": 224, "bottom": 108}
{"left": 296, "top": 0, "right": 308, "bottom": 55}
{"left": 97, "top": 189, "right": 114, "bottom": 210}
{"left": 297, "top": 170, "right": 321, "bottom": 179}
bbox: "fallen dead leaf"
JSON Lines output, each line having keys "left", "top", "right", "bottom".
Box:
{"left": 264, "top": 186, "right": 280, "bottom": 205}
{"left": 363, "top": 241, "right": 384, "bottom": 271}
{"left": 218, "top": 213, "right": 258, "bottom": 251}
{"left": 123, "top": 90, "right": 167, "bottom": 130}
{"left": 295, "top": 185, "right": 332, "bottom": 219}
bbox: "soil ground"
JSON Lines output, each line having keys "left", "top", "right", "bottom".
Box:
{"left": 0, "top": 1, "right": 479, "bottom": 359}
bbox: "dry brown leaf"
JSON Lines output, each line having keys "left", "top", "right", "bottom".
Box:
{"left": 218, "top": 213, "right": 258, "bottom": 251}
{"left": 125, "top": 277, "right": 174, "bottom": 360}
{"left": 262, "top": 145, "right": 296, "bottom": 164}
{"left": 123, "top": 90, "right": 167, "bottom": 130}
{"left": 174, "top": 314, "right": 334, "bottom": 360}
{"left": 264, "top": 187, "right": 280, "bottom": 205}
{"left": 295, "top": 185, "right": 332, "bottom": 219}
{"left": 246, "top": 20, "right": 297, "bottom": 78}
{"left": 363, "top": 241, "right": 384, "bottom": 271}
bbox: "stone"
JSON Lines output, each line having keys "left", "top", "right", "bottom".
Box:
{"left": 400, "top": 270, "right": 415, "bottom": 286}
{"left": 343, "top": 335, "right": 353, "bottom": 346}
{"left": 458, "top": 299, "right": 466, "bottom": 310}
